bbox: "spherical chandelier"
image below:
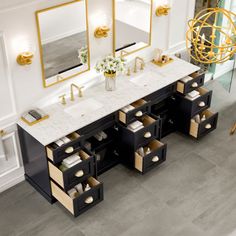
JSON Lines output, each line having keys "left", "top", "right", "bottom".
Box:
{"left": 186, "top": 1, "right": 236, "bottom": 64}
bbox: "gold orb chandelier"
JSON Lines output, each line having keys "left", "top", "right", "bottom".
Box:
{"left": 186, "top": 2, "right": 236, "bottom": 64}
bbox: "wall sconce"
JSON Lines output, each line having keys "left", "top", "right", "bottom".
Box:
{"left": 156, "top": 4, "right": 171, "bottom": 16}
{"left": 94, "top": 26, "right": 110, "bottom": 38}
{"left": 12, "top": 37, "right": 35, "bottom": 66}
{"left": 17, "top": 52, "right": 34, "bottom": 66}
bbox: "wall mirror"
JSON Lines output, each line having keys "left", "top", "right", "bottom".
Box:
{"left": 36, "top": 0, "right": 90, "bottom": 88}
{"left": 113, "top": 0, "right": 153, "bottom": 57}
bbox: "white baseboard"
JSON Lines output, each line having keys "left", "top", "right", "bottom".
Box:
{"left": 0, "top": 167, "right": 25, "bottom": 193}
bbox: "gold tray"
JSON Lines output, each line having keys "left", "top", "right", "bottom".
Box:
{"left": 152, "top": 57, "right": 174, "bottom": 67}
{"left": 21, "top": 115, "right": 49, "bottom": 126}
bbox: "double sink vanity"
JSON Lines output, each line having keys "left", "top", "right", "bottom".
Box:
{"left": 17, "top": 57, "right": 219, "bottom": 217}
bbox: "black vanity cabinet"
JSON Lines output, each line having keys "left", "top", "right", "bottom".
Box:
{"left": 18, "top": 70, "right": 219, "bottom": 217}
{"left": 175, "top": 72, "right": 219, "bottom": 139}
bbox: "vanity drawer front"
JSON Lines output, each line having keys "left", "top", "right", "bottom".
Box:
{"left": 123, "top": 115, "right": 161, "bottom": 148}
{"left": 176, "top": 87, "right": 212, "bottom": 118}
{"left": 146, "top": 83, "right": 176, "bottom": 105}
{"left": 48, "top": 150, "right": 95, "bottom": 191}
{"left": 119, "top": 99, "right": 150, "bottom": 124}
{"left": 46, "top": 132, "right": 83, "bottom": 164}
{"left": 177, "top": 72, "right": 205, "bottom": 95}
{"left": 190, "top": 110, "right": 218, "bottom": 139}
{"left": 135, "top": 140, "right": 167, "bottom": 174}
{"left": 50, "top": 177, "right": 103, "bottom": 217}
{"left": 190, "top": 89, "right": 212, "bottom": 117}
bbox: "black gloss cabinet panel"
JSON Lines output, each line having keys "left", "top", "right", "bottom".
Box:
{"left": 18, "top": 126, "right": 54, "bottom": 203}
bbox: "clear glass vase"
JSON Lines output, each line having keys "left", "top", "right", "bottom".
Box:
{"left": 104, "top": 72, "right": 116, "bottom": 91}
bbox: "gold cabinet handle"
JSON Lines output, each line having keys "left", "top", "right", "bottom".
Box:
{"left": 152, "top": 156, "right": 159, "bottom": 163}
{"left": 198, "top": 101, "right": 206, "bottom": 107}
{"left": 85, "top": 196, "right": 94, "bottom": 204}
{"left": 205, "top": 124, "right": 212, "bottom": 129}
{"left": 191, "top": 82, "right": 198, "bottom": 88}
{"left": 75, "top": 170, "right": 84, "bottom": 178}
{"left": 65, "top": 146, "right": 74, "bottom": 154}
{"left": 135, "top": 111, "right": 143, "bottom": 117}
{"left": 144, "top": 132, "right": 151, "bottom": 138}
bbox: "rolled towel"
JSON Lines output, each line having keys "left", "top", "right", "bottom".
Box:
{"left": 0, "top": 137, "right": 6, "bottom": 159}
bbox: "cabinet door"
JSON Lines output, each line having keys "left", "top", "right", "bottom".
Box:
{"left": 0, "top": 124, "right": 24, "bottom": 192}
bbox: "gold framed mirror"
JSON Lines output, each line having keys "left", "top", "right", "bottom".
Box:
{"left": 113, "top": 0, "right": 153, "bottom": 58}
{"left": 36, "top": 0, "right": 90, "bottom": 88}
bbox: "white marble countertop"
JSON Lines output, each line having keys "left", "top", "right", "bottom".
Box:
{"left": 17, "top": 57, "right": 199, "bottom": 146}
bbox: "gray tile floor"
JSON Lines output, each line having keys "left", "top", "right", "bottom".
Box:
{"left": 1, "top": 81, "right": 236, "bottom": 236}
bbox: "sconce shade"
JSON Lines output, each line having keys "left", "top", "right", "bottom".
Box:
{"left": 94, "top": 26, "right": 110, "bottom": 38}
{"left": 17, "top": 52, "right": 34, "bottom": 65}
{"left": 155, "top": 5, "right": 171, "bottom": 16}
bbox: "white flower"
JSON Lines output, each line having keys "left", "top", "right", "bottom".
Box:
{"left": 95, "top": 55, "right": 126, "bottom": 74}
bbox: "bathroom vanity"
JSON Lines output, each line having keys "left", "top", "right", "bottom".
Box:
{"left": 17, "top": 58, "right": 219, "bottom": 217}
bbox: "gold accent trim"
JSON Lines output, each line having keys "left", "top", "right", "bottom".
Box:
{"left": 112, "top": 0, "right": 153, "bottom": 58}
{"left": 35, "top": 0, "right": 91, "bottom": 88}
{"left": 152, "top": 57, "right": 174, "bottom": 67}
{"left": 104, "top": 72, "right": 116, "bottom": 79}
{"left": 21, "top": 115, "right": 49, "bottom": 126}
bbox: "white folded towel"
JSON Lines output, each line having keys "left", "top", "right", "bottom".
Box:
{"left": 0, "top": 137, "right": 6, "bottom": 159}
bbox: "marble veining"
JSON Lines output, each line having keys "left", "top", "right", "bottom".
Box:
{"left": 17, "top": 57, "right": 199, "bottom": 146}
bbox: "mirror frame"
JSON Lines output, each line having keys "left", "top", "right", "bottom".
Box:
{"left": 112, "top": 0, "right": 153, "bottom": 58}
{"left": 35, "top": 0, "right": 90, "bottom": 88}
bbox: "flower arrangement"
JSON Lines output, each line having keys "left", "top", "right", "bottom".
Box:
{"left": 78, "top": 46, "right": 88, "bottom": 64}
{"left": 95, "top": 55, "right": 126, "bottom": 75}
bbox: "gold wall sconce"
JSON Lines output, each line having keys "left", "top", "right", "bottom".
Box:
{"left": 94, "top": 26, "right": 110, "bottom": 38}
{"left": 155, "top": 5, "right": 171, "bottom": 16}
{"left": 17, "top": 52, "right": 34, "bottom": 66}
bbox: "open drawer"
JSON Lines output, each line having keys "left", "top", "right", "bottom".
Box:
{"left": 176, "top": 87, "right": 212, "bottom": 118}
{"left": 48, "top": 149, "right": 95, "bottom": 191}
{"left": 119, "top": 99, "right": 150, "bottom": 125}
{"left": 120, "top": 115, "right": 161, "bottom": 148}
{"left": 46, "top": 132, "right": 83, "bottom": 164}
{"left": 177, "top": 71, "right": 205, "bottom": 95}
{"left": 189, "top": 109, "right": 218, "bottom": 139}
{"left": 135, "top": 140, "right": 167, "bottom": 174}
{"left": 51, "top": 177, "right": 103, "bottom": 217}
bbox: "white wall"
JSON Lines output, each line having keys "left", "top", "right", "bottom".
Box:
{"left": 0, "top": 0, "right": 196, "bottom": 191}
{"left": 39, "top": 1, "right": 87, "bottom": 44}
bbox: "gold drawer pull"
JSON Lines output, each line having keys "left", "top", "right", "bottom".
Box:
{"left": 65, "top": 146, "right": 74, "bottom": 154}
{"left": 198, "top": 101, "right": 206, "bottom": 107}
{"left": 85, "top": 196, "right": 94, "bottom": 204}
{"left": 205, "top": 124, "right": 212, "bottom": 129}
{"left": 191, "top": 82, "right": 198, "bottom": 88}
{"left": 144, "top": 132, "right": 151, "bottom": 138}
{"left": 152, "top": 156, "right": 159, "bottom": 163}
{"left": 75, "top": 170, "right": 84, "bottom": 178}
{"left": 135, "top": 111, "right": 143, "bottom": 117}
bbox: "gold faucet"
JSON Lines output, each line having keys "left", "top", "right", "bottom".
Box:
{"left": 120, "top": 49, "right": 129, "bottom": 59}
{"left": 70, "top": 83, "right": 85, "bottom": 101}
{"left": 78, "top": 86, "right": 84, "bottom": 97}
{"left": 59, "top": 94, "right": 66, "bottom": 105}
{"left": 134, "top": 57, "right": 145, "bottom": 73}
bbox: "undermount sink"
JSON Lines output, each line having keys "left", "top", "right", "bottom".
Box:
{"left": 129, "top": 71, "right": 163, "bottom": 87}
{"left": 64, "top": 98, "right": 103, "bottom": 118}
